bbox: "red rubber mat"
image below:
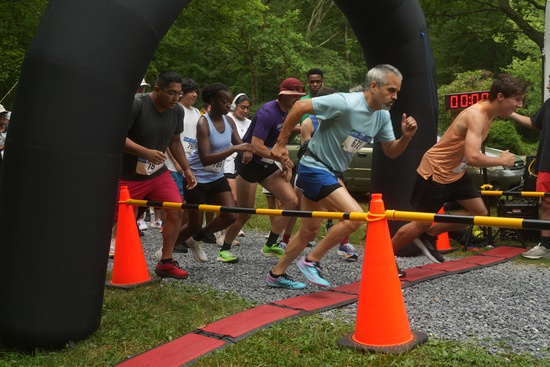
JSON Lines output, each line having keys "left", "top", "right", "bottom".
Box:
{"left": 199, "top": 304, "right": 300, "bottom": 341}
{"left": 273, "top": 290, "right": 358, "bottom": 313}
{"left": 116, "top": 246, "right": 525, "bottom": 366}
{"left": 116, "top": 333, "right": 225, "bottom": 367}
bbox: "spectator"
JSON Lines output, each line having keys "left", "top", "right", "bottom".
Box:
{"left": 509, "top": 74, "right": 550, "bottom": 259}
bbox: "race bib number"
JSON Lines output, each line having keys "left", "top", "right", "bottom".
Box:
{"left": 183, "top": 137, "right": 197, "bottom": 154}
{"left": 204, "top": 160, "right": 224, "bottom": 172}
{"left": 342, "top": 130, "right": 371, "bottom": 153}
{"left": 136, "top": 157, "right": 163, "bottom": 176}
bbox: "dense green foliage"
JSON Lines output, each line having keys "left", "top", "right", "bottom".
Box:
{"left": 0, "top": 0, "right": 547, "bottom": 151}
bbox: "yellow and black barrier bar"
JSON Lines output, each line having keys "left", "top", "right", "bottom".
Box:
{"left": 480, "top": 190, "right": 550, "bottom": 198}
{"left": 121, "top": 199, "right": 550, "bottom": 231}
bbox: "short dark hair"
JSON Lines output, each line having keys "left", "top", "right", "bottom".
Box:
{"left": 488, "top": 74, "right": 527, "bottom": 101}
{"left": 156, "top": 70, "right": 183, "bottom": 88}
{"left": 316, "top": 86, "right": 335, "bottom": 97}
{"left": 202, "top": 82, "right": 231, "bottom": 103}
{"left": 181, "top": 78, "right": 199, "bottom": 93}
{"left": 307, "top": 68, "right": 324, "bottom": 78}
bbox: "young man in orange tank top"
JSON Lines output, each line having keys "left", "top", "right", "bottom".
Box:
{"left": 391, "top": 74, "right": 526, "bottom": 265}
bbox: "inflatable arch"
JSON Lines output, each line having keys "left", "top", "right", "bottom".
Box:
{"left": 0, "top": 0, "right": 437, "bottom": 348}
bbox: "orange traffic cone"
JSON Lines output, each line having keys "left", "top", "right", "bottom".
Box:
{"left": 338, "top": 193, "right": 427, "bottom": 353}
{"left": 435, "top": 207, "right": 456, "bottom": 254}
{"left": 106, "top": 186, "right": 161, "bottom": 289}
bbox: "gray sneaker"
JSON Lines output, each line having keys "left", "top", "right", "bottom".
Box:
{"left": 522, "top": 243, "right": 550, "bottom": 259}
{"left": 186, "top": 237, "right": 208, "bottom": 262}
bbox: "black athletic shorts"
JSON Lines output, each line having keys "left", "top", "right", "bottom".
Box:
{"left": 410, "top": 172, "right": 481, "bottom": 213}
{"left": 184, "top": 177, "right": 231, "bottom": 204}
{"left": 236, "top": 157, "right": 280, "bottom": 184}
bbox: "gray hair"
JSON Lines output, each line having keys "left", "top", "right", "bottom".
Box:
{"left": 363, "top": 64, "right": 402, "bottom": 90}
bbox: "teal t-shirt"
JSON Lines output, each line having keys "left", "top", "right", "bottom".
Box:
{"left": 304, "top": 92, "right": 395, "bottom": 173}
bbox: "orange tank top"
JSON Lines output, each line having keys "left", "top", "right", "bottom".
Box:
{"left": 417, "top": 102, "right": 489, "bottom": 184}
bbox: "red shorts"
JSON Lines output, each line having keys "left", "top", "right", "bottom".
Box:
{"left": 114, "top": 170, "right": 181, "bottom": 221}
{"left": 536, "top": 170, "right": 550, "bottom": 193}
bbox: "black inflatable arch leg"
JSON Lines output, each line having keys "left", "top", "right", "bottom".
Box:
{"left": 0, "top": 0, "right": 190, "bottom": 349}
{"left": 334, "top": 0, "right": 438, "bottom": 255}
{"left": 0, "top": 0, "right": 436, "bottom": 350}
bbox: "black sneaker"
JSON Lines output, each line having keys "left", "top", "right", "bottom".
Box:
{"left": 174, "top": 243, "right": 189, "bottom": 253}
{"left": 203, "top": 234, "right": 217, "bottom": 244}
{"left": 413, "top": 233, "right": 445, "bottom": 263}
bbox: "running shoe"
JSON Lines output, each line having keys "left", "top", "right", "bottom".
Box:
{"left": 337, "top": 243, "right": 358, "bottom": 262}
{"left": 297, "top": 256, "right": 330, "bottom": 287}
{"left": 154, "top": 259, "right": 189, "bottom": 279}
{"left": 396, "top": 262, "right": 406, "bottom": 278}
{"left": 238, "top": 230, "right": 245, "bottom": 237}
{"left": 203, "top": 234, "right": 217, "bottom": 244}
{"left": 215, "top": 230, "right": 225, "bottom": 247}
{"left": 151, "top": 219, "right": 163, "bottom": 229}
{"left": 260, "top": 242, "right": 286, "bottom": 258}
{"left": 174, "top": 243, "right": 189, "bottom": 253}
{"left": 522, "top": 243, "right": 550, "bottom": 259}
{"left": 137, "top": 219, "right": 148, "bottom": 231}
{"left": 186, "top": 237, "right": 208, "bottom": 262}
{"left": 154, "top": 247, "right": 162, "bottom": 262}
{"left": 266, "top": 272, "right": 306, "bottom": 289}
{"left": 307, "top": 240, "right": 316, "bottom": 248}
{"left": 109, "top": 238, "right": 116, "bottom": 259}
{"left": 216, "top": 250, "right": 239, "bottom": 263}
{"left": 413, "top": 234, "right": 445, "bottom": 263}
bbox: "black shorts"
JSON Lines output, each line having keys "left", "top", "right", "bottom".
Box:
{"left": 224, "top": 172, "right": 237, "bottom": 179}
{"left": 410, "top": 172, "right": 481, "bottom": 213}
{"left": 184, "top": 177, "right": 231, "bottom": 204}
{"left": 236, "top": 158, "right": 279, "bottom": 184}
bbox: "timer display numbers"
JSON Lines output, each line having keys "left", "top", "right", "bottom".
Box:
{"left": 444, "top": 90, "right": 489, "bottom": 110}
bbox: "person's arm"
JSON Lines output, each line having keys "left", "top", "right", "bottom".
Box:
{"left": 462, "top": 112, "right": 515, "bottom": 168}
{"left": 196, "top": 116, "right": 254, "bottom": 166}
{"left": 272, "top": 99, "right": 315, "bottom": 160}
{"left": 379, "top": 113, "right": 417, "bottom": 159}
{"left": 124, "top": 138, "right": 166, "bottom": 165}
{"left": 300, "top": 117, "right": 314, "bottom": 144}
{"left": 166, "top": 148, "right": 182, "bottom": 173}
{"left": 168, "top": 134, "right": 197, "bottom": 189}
{"left": 227, "top": 116, "right": 254, "bottom": 164}
{"left": 509, "top": 112, "right": 536, "bottom": 130}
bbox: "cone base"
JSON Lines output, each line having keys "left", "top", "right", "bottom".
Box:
{"left": 105, "top": 276, "right": 162, "bottom": 290}
{"left": 338, "top": 330, "right": 428, "bottom": 354}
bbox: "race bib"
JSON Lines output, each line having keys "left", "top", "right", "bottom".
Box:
{"left": 183, "top": 136, "right": 197, "bottom": 154}
{"left": 452, "top": 159, "right": 467, "bottom": 173}
{"left": 342, "top": 130, "right": 371, "bottom": 153}
{"left": 136, "top": 157, "right": 163, "bottom": 176}
{"left": 204, "top": 160, "right": 224, "bottom": 172}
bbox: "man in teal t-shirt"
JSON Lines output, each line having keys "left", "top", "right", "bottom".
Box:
{"left": 265, "top": 64, "right": 418, "bottom": 290}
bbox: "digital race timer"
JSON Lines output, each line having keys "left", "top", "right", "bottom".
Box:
{"left": 444, "top": 90, "right": 489, "bottom": 110}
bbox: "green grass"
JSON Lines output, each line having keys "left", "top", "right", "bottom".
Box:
{"left": 1, "top": 187, "right": 549, "bottom": 366}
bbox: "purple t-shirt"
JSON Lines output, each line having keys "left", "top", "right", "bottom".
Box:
{"left": 242, "top": 99, "right": 288, "bottom": 164}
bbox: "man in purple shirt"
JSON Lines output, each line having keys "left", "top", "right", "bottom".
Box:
{"left": 224, "top": 78, "right": 304, "bottom": 258}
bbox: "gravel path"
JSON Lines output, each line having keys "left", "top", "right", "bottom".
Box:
{"left": 109, "top": 225, "right": 550, "bottom": 360}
